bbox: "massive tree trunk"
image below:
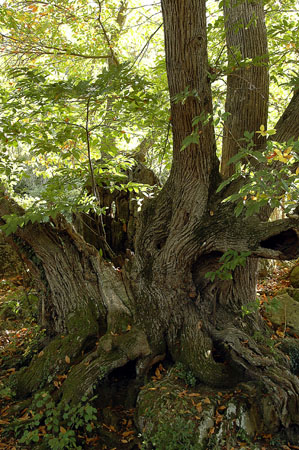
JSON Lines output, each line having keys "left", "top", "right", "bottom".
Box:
{"left": 1, "top": 0, "right": 299, "bottom": 445}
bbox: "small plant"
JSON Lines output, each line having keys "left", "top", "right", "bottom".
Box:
{"left": 0, "top": 288, "right": 39, "bottom": 321}
{"left": 205, "top": 250, "right": 251, "bottom": 282}
{"left": 235, "top": 427, "right": 251, "bottom": 444}
{"left": 0, "top": 382, "right": 15, "bottom": 400}
{"left": 143, "top": 416, "right": 199, "bottom": 450}
{"left": 174, "top": 362, "right": 197, "bottom": 388}
{"left": 11, "top": 391, "right": 97, "bottom": 449}
{"left": 241, "top": 298, "right": 260, "bottom": 318}
{"left": 264, "top": 296, "right": 281, "bottom": 314}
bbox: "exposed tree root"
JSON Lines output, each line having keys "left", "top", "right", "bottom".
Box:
{"left": 60, "top": 327, "right": 150, "bottom": 404}
{"left": 210, "top": 326, "right": 299, "bottom": 427}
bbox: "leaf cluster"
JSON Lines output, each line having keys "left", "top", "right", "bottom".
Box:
{"left": 205, "top": 250, "right": 252, "bottom": 282}
{"left": 217, "top": 133, "right": 299, "bottom": 218}
{"left": 10, "top": 391, "right": 98, "bottom": 449}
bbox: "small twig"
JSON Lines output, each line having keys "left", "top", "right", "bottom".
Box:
{"left": 96, "top": 0, "right": 119, "bottom": 65}
{"left": 0, "top": 33, "right": 112, "bottom": 60}
{"left": 85, "top": 97, "right": 115, "bottom": 259}
{"left": 226, "top": 44, "right": 242, "bottom": 68}
{"left": 131, "top": 23, "right": 163, "bottom": 67}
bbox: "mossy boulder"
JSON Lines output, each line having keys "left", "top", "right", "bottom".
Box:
{"left": 264, "top": 293, "right": 299, "bottom": 335}
{"left": 290, "top": 265, "right": 299, "bottom": 288}
{"left": 136, "top": 369, "right": 279, "bottom": 449}
{"left": 276, "top": 287, "right": 299, "bottom": 303}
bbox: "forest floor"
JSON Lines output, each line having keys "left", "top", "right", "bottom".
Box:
{"left": 0, "top": 263, "right": 298, "bottom": 450}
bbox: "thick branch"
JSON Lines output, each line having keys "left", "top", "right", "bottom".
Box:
{"left": 221, "top": 0, "right": 269, "bottom": 178}
{"left": 161, "top": 0, "right": 218, "bottom": 187}
{"left": 272, "top": 90, "right": 299, "bottom": 143}
{"left": 196, "top": 205, "right": 299, "bottom": 260}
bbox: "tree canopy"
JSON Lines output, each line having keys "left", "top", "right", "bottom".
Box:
{"left": 0, "top": 0, "right": 298, "bottom": 223}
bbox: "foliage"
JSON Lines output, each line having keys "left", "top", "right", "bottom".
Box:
{"left": 240, "top": 298, "right": 260, "bottom": 318}
{"left": 0, "top": 282, "right": 39, "bottom": 320}
{"left": 10, "top": 392, "right": 97, "bottom": 449}
{"left": 217, "top": 133, "right": 299, "bottom": 218}
{"left": 174, "top": 362, "right": 197, "bottom": 388}
{"left": 0, "top": 382, "right": 15, "bottom": 400}
{"left": 0, "top": 0, "right": 298, "bottom": 235}
{"left": 0, "top": 61, "right": 165, "bottom": 234}
{"left": 142, "top": 416, "right": 199, "bottom": 450}
{"left": 205, "top": 250, "right": 252, "bottom": 282}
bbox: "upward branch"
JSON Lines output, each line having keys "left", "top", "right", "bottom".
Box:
{"left": 272, "top": 90, "right": 299, "bottom": 143}
{"left": 161, "top": 0, "right": 218, "bottom": 188}
{"left": 221, "top": 0, "right": 269, "bottom": 178}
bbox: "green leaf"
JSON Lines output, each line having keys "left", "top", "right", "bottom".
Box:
{"left": 244, "top": 131, "right": 254, "bottom": 140}
{"left": 234, "top": 202, "right": 244, "bottom": 217}
{"left": 180, "top": 133, "right": 200, "bottom": 151}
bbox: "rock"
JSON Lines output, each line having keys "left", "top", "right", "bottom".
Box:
{"left": 135, "top": 370, "right": 284, "bottom": 449}
{"left": 286, "top": 288, "right": 299, "bottom": 303}
{"left": 264, "top": 293, "right": 299, "bottom": 335}
{"left": 290, "top": 265, "right": 299, "bottom": 288}
{"left": 276, "top": 287, "right": 299, "bottom": 303}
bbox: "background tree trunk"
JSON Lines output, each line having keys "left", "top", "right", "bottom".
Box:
{"left": 221, "top": 0, "right": 269, "bottom": 177}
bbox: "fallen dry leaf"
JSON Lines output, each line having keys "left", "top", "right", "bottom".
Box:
{"left": 155, "top": 368, "right": 161, "bottom": 379}
{"left": 122, "top": 430, "right": 135, "bottom": 437}
{"left": 218, "top": 405, "right": 226, "bottom": 410}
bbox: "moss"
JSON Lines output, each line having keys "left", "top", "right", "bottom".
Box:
{"left": 106, "top": 311, "right": 131, "bottom": 334}
{"left": 137, "top": 371, "right": 216, "bottom": 450}
{"left": 280, "top": 338, "right": 299, "bottom": 374}
{"left": 172, "top": 331, "right": 242, "bottom": 388}
{"left": 11, "top": 303, "right": 100, "bottom": 398}
{"left": 10, "top": 334, "right": 79, "bottom": 397}
{"left": 66, "top": 300, "right": 99, "bottom": 337}
{"left": 286, "top": 287, "right": 299, "bottom": 303}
